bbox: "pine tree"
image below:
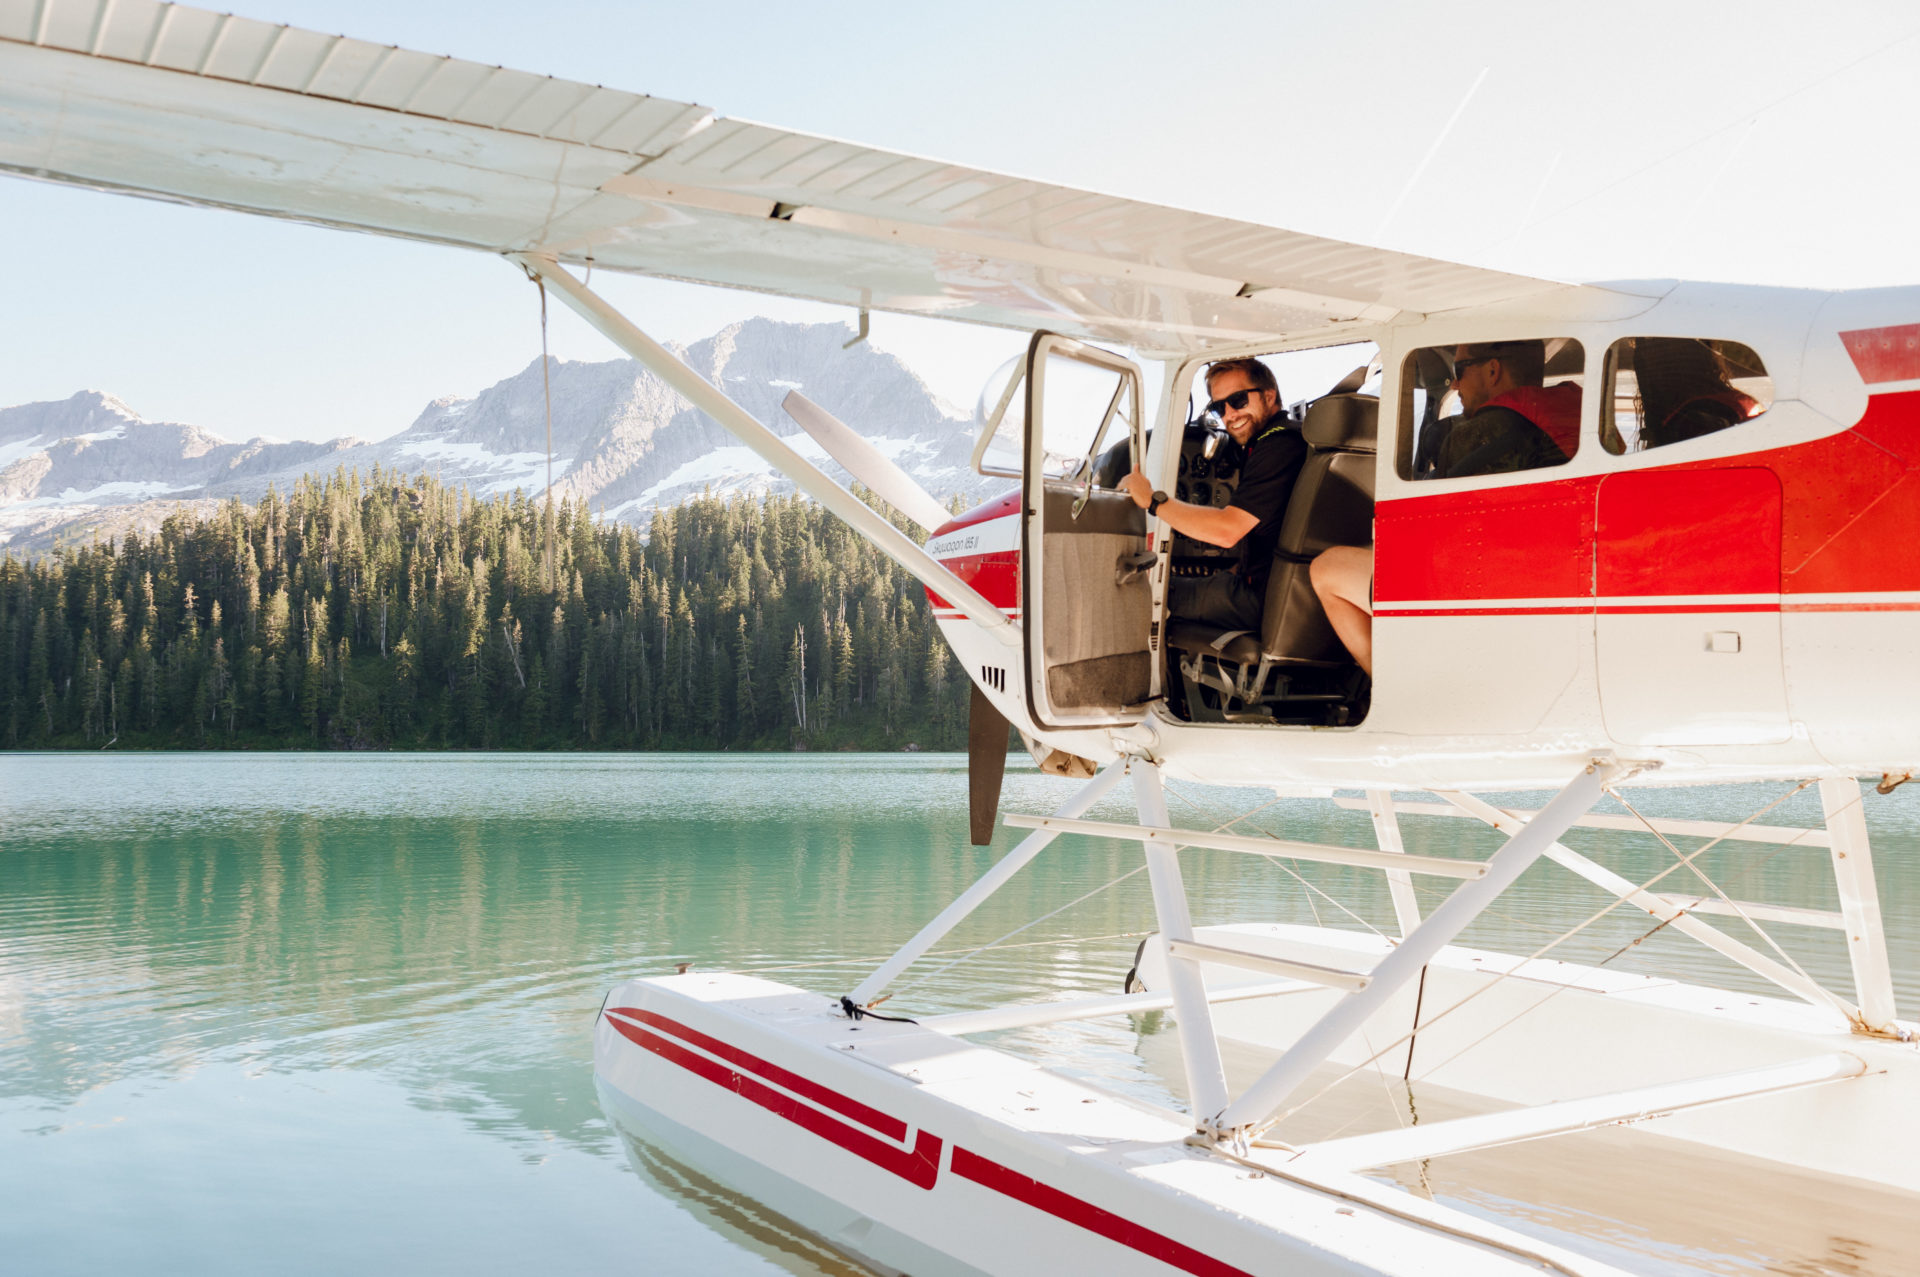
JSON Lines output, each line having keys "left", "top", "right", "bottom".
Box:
{"left": 0, "top": 468, "right": 991, "bottom": 750}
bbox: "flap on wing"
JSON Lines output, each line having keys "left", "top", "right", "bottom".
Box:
{"left": 0, "top": 0, "right": 1588, "bottom": 353}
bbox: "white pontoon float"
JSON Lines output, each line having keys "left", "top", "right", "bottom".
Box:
{"left": 596, "top": 765, "right": 1919, "bottom": 1276}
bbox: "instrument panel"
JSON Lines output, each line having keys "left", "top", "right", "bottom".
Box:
{"left": 1170, "top": 423, "right": 1241, "bottom": 570}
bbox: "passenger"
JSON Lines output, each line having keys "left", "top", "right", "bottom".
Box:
{"left": 1435, "top": 340, "right": 1579, "bottom": 477}
{"left": 1632, "top": 337, "right": 1760, "bottom": 449}
{"left": 1310, "top": 546, "right": 1373, "bottom": 676}
{"left": 1123, "top": 358, "right": 1306, "bottom": 632}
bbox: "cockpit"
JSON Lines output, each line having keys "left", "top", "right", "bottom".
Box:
{"left": 959, "top": 327, "right": 1779, "bottom": 742}
{"left": 1152, "top": 353, "right": 1379, "bottom": 727}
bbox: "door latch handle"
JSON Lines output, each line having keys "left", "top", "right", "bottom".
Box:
{"left": 1116, "top": 551, "right": 1157, "bottom": 586}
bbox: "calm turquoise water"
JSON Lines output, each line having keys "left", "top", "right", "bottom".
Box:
{"left": 3, "top": 754, "right": 1918, "bottom": 1275}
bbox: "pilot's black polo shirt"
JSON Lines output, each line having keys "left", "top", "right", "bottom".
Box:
{"left": 1225, "top": 418, "right": 1308, "bottom": 587}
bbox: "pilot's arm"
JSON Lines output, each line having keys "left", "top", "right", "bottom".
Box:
{"left": 1121, "top": 470, "right": 1257, "bottom": 547}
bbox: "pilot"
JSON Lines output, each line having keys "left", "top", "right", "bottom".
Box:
{"left": 1122, "top": 358, "right": 1306, "bottom": 631}
{"left": 1432, "top": 339, "right": 1580, "bottom": 477}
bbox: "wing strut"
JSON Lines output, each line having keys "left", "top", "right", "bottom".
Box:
{"left": 780, "top": 391, "right": 952, "bottom": 534}
{"left": 509, "top": 253, "right": 1019, "bottom": 647}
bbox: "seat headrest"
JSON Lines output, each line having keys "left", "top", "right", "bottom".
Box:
{"left": 1300, "top": 394, "right": 1378, "bottom": 451}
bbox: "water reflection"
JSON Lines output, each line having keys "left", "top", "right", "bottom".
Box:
{"left": 3, "top": 754, "right": 1917, "bottom": 1274}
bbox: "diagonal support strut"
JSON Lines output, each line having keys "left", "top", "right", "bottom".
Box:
{"left": 510, "top": 252, "right": 1018, "bottom": 646}
{"left": 1209, "top": 758, "right": 1625, "bottom": 1138}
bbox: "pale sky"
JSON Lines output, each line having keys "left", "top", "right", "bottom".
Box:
{"left": 4, "top": 0, "right": 1918, "bottom": 442}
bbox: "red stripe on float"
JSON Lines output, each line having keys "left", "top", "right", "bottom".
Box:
{"left": 608, "top": 1007, "right": 908, "bottom": 1141}
{"left": 609, "top": 1009, "right": 1287, "bottom": 1272}
{"left": 604, "top": 1011, "right": 942, "bottom": 1188}
{"left": 950, "top": 1147, "right": 1257, "bottom": 1277}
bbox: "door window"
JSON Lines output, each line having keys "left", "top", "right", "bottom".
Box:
{"left": 1032, "top": 345, "right": 1139, "bottom": 483}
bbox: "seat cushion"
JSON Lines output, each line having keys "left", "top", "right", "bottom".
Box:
{"left": 1258, "top": 559, "right": 1352, "bottom": 666}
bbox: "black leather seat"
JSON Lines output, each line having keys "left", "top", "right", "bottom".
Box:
{"left": 1168, "top": 393, "right": 1377, "bottom": 682}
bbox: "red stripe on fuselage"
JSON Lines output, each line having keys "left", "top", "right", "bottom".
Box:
{"left": 1380, "top": 603, "right": 1782, "bottom": 617}
{"left": 932, "top": 490, "right": 1021, "bottom": 536}
{"left": 1782, "top": 600, "right": 1920, "bottom": 612}
{"left": 950, "top": 1148, "right": 1258, "bottom": 1277}
{"left": 927, "top": 550, "right": 1019, "bottom": 613}
{"left": 1377, "top": 391, "right": 1920, "bottom": 607}
{"left": 1842, "top": 324, "right": 1920, "bottom": 384}
{"left": 1376, "top": 480, "right": 1595, "bottom": 603}
{"left": 928, "top": 492, "right": 1022, "bottom": 613}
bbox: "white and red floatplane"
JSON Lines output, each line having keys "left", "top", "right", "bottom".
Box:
{"left": 7, "top": 4, "right": 1919, "bottom": 1271}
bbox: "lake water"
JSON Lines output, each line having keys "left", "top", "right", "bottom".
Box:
{"left": 4, "top": 753, "right": 1918, "bottom": 1275}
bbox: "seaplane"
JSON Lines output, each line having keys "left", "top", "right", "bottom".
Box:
{"left": 8, "top": 3, "right": 1920, "bottom": 1272}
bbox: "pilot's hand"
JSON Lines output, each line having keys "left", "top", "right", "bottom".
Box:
{"left": 1122, "top": 469, "right": 1154, "bottom": 508}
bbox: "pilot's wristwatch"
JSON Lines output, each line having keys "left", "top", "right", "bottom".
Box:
{"left": 1147, "top": 491, "right": 1170, "bottom": 516}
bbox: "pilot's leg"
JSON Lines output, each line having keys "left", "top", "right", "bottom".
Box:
{"left": 1311, "top": 546, "right": 1374, "bottom": 676}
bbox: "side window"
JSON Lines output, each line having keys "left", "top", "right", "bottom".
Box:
{"left": 1601, "top": 338, "right": 1771, "bottom": 455}
{"left": 1397, "top": 339, "right": 1585, "bottom": 480}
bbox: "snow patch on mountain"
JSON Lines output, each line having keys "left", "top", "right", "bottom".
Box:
{"left": 0, "top": 319, "right": 1008, "bottom": 552}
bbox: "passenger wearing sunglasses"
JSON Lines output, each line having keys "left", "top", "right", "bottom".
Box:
{"left": 1428, "top": 339, "right": 1578, "bottom": 478}
{"left": 1122, "top": 357, "right": 1306, "bottom": 631}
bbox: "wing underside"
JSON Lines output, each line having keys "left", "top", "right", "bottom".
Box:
{"left": 0, "top": 0, "right": 1584, "bottom": 353}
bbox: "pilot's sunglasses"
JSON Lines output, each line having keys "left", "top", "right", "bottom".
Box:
{"left": 1206, "top": 388, "right": 1263, "bottom": 417}
{"left": 1449, "top": 356, "right": 1491, "bottom": 379}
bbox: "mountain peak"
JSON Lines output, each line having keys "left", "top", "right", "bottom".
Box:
{"left": 0, "top": 319, "right": 1007, "bottom": 552}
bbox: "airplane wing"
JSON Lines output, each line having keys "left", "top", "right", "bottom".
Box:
{"left": 0, "top": 0, "right": 1593, "bottom": 355}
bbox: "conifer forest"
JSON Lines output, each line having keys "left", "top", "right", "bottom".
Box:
{"left": 0, "top": 471, "right": 983, "bottom": 751}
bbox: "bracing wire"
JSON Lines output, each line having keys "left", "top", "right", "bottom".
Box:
{"left": 1257, "top": 781, "right": 1825, "bottom": 1137}
{"left": 538, "top": 277, "right": 556, "bottom": 594}
{"left": 889, "top": 782, "right": 1328, "bottom": 1003}
{"left": 1608, "top": 787, "right": 1828, "bottom": 998}
{"left": 888, "top": 865, "right": 1151, "bottom": 1000}
{"left": 713, "top": 930, "right": 1155, "bottom": 979}
{"left": 1391, "top": 781, "right": 1841, "bottom": 1093}
{"left": 1161, "top": 781, "right": 1383, "bottom": 939}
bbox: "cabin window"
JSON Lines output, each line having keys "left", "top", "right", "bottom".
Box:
{"left": 1398, "top": 339, "right": 1585, "bottom": 480}
{"left": 1601, "top": 338, "right": 1772, "bottom": 455}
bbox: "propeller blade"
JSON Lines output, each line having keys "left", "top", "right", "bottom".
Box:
{"left": 968, "top": 684, "right": 1010, "bottom": 846}
{"left": 782, "top": 390, "right": 953, "bottom": 534}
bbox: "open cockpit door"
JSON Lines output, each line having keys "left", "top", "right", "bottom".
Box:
{"left": 1019, "top": 334, "right": 1152, "bottom": 729}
